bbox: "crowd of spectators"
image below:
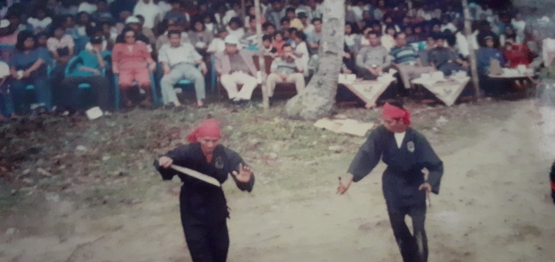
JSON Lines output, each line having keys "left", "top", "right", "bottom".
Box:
{"left": 0, "top": 0, "right": 546, "bottom": 121}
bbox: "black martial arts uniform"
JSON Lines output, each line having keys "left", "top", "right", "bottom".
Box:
{"left": 156, "top": 143, "right": 255, "bottom": 262}
{"left": 550, "top": 161, "right": 555, "bottom": 204}
{"left": 348, "top": 125, "right": 444, "bottom": 262}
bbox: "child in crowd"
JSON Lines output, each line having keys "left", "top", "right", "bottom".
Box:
{"left": 272, "top": 31, "right": 286, "bottom": 54}
{"left": 262, "top": 34, "right": 278, "bottom": 57}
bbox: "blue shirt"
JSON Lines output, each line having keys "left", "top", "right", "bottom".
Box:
{"left": 390, "top": 45, "right": 418, "bottom": 65}
{"left": 9, "top": 47, "right": 51, "bottom": 76}
{"left": 69, "top": 50, "right": 109, "bottom": 77}
{"left": 476, "top": 47, "right": 505, "bottom": 76}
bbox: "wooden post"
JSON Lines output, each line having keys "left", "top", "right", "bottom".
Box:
{"left": 241, "top": 0, "right": 246, "bottom": 26}
{"left": 255, "top": 0, "right": 269, "bottom": 111}
{"left": 462, "top": 0, "right": 481, "bottom": 101}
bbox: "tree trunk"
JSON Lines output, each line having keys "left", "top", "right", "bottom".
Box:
{"left": 284, "top": 0, "right": 345, "bottom": 120}
{"left": 254, "top": 0, "right": 269, "bottom": 111}
{"left": 462, "top": 0, "right": 481, "bottom": 101}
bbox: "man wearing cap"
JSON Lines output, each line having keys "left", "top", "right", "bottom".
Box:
{"left": 390, "top": 32, "right": 435, "bottom": 89}
{"left": 338, "top": 101, "right": 444, "bottom": 262}
{"left": 159, "top": 30, "right": 208, "bottom": 108}
{"left": 156, "top": 118, "right": 255, "bottom": 262}
{"left": 214, "top": 35, "right": 259, "bottom": 104}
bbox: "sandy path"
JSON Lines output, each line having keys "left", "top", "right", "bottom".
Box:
{"left": 1, "top": 100, "right": 555, "bottom": 262}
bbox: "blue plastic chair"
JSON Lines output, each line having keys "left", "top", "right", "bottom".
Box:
{"left": 25, "top": 60, "right": 56, "bottom": 90}
{"left": 64, "top": 53, "right": 110, "bottom": 88}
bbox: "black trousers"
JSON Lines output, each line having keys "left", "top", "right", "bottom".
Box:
{"left": 59, "top": 76, "right": 111, "bottom": 111}
{"left": 387, "top": 203, "right": 428, "bottom": 262}
{"left": 550, "top": 165, "right": 555, "bottom": 203}
{"left": 180, "top": 206, "right": 229, "bottom": 262}
{"left": 357, "top": 66, "right": 390, "bottom": 80}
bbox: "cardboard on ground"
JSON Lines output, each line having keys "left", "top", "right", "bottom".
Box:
{"left": 314, "top": 118, "right": 375, "bottom": 136}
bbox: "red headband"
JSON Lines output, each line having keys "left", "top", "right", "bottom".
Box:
{"left": 382, "top": 102, "right": 411, "bottom": 126}
{"left": 187, "top": 119, "right": 222, "bottom": 143}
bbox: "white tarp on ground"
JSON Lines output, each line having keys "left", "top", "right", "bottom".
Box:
{"left": 314, "top": 118, "right": 375, "bottom": 137}
{"left": 412, "top": 76, "right": 470, "bottom": 107}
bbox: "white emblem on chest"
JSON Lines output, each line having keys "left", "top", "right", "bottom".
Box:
{"left": 215, "top": 157, "right": 224, "bottom": 169}
{"left": 407, "top": 141, "right": 415, "bottom": 153}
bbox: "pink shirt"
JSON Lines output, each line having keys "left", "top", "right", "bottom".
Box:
{"left": 0, "top": 32, "right": 18, "bottom": 45}
{"left": 112, "top": 42, "right": 150, "bottom": 70}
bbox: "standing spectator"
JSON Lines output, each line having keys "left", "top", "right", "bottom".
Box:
{"left": 214, "top": 35, "right": 259, "bottom": 103}
{"left": 428, "top": 33, "right": 469, "bottom": 76}
{"left": 390, "top": 32, "right": 435, "bottom": 89}
{"left": 356, "top": 31, "right": 391, "bottom": 80}
{"left": 159, "top": 31, "right": 208, "bottom": 108}
{"left": 272, "top": 31, "right": 286, "bottom": 54}
{"left": 265, "top": 0, "right": 285, "bottom": 30}
{"left": 9, "top": 30, "right": 52, "bottom": 114}
{"left": 306, "top": 18, "right": 322, "bottom": 55}
{"left": 164, "top": 0, "right": 187, "bottom": 26}
{"left": 78, "top": 0, "right": 98, "bottom": 14}
{"left": 266, "top": 44, "right": 305, "bottom": 103}
{"left": 292, "top": 31, "right": 309, "bottom": 75}
{"left": 207, "top": 27, "right": 228, "bottom": 54}
{"left": 227, "top": 17, "right": 245, "bottom": 40}
{"left": 112, "top": 28, "right": 157, "bottom": 107}
{"left": 59, "top": 36, "right": 111, "bottom": 113}
{"left": 189, "top": 19, "right": 214, "bottom": 55}
{"left": 133, "top": 0, "right": 162, "bottom": 29}
{"left": 92, "top": 0, "right": 114, "bottom": 23}
{"left": 27, "top": 8, "right": 52, "bottom": 34}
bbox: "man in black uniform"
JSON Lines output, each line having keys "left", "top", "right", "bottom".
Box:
{"left": 337, "top": 102, "right": 444, "bottom": 262}
{"left": 155, "top": 119, "right": 254, "bottom": 262}
{"left": 550, "top": 160, "right": 555, "bottom": 204}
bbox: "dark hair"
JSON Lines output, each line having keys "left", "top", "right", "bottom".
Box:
{"left": 446, "top": 34, "right": 456, "bottom": 46}
{"left": 15, "top": 30, "right": 35, "bottom": 51}
{"left": 90, "top": 36, "right": 103, "bottom": 44}
{"left": 294, "top": 30, "right": 307, "bottom": 41}
{"left": 249, "top": 15, "right": 256, "bottom": 23}
{"left": 285, "top": 7, "right": 296, "bottom": 14}
{"left": 312, "top": 18, "right": 322, "bottom": 24}
{"left": 193, "top": 19, "right": 206, "bottom": 31}
{"left": 229, "top": 17, "right": 242, "bottom": 27}
{"left": 280, "top": 17, "right": 290, "bottom": 25}
{"left": 282, "top": 43, "right": 293, "bottom": 50}
{"left": 367, "top": 31, "right": 378, "bottom": 37}
{"left": 263, "top": 22, "right": 275, "bottom": 30}
{"left": 287, "top": 27, "right": 298, "bottom": 35}
{"left": 385, "top": 24, "right": 396, "bottom": 33}
{"left": 50, "top": 23, "right": 65, "bottom": 37}
{"left": 345, "top": 22, "right": 359, "bottom": 34}
{"left": 394, "top": 31, "right": 405, "bottom": 39}
{"left": 274, "top": 30, "right": 284, "bottom": 38}
{"left": 430, "top": 18, "right": 441, "bottom": 26}
{"left": 262, "top": 34, "right": 272, "bottom": 41}
{"left": 5, "top": 11, "right": 20, "bottom": 20}
{"left": 168, "top": 30, "right": 182, "bottom": 38}
{"left": 33, "top": 7, "right": 48, "bottom": 18}
{"left": 433, "top": 32, "right": 445, "bottom": 40}
{"left": 118, "top": 27, "right": 136, "bottom": 43}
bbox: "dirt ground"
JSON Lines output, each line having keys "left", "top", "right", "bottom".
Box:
{"left": 0, "top": 99, "right": 554, "bottom": 262}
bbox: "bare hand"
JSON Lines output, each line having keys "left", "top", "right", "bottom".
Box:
{"left": 159, "top": 156, "right": 173, "bottom": 169}
{"left": 280, "top": 74, "right": 287, "bottom": 81}
{"left": 163, "top": 68, "right": 171, "bottom": 75}
{"left": 336, "top": 174, "right": 353, "bottom": 194}
{"left": 201, "top": 64, "right": 207, "bottom": 75}
{"left": 22, "top": 70, "right": 31, "bottom": 78}
{"left": 148, "top": 63, "right": 156, "bottom": 73}
{"left": 93, "top": 69, "right": 101, "bottom": 75}
{"left": 419, "top": 182, "right": 432, "bottom": 198}
{"left": 231, "top": 163, "right": 252, "bottom": 183}
{"left": 113, "top": 67, "right": 119, "bottom": 74}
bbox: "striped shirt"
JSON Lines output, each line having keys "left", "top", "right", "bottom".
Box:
{"left": 390, "top": 45, "right": 418, "bottom": 65}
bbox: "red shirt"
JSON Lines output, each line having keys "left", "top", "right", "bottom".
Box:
{"left": 112, "top": 42, "right": 150, "bottom": 70}
{"left": 504, "top": 44, "right": 531, "bottom": 68}
{"left": 272, "top": 40, "right": 285, "bottom": 55}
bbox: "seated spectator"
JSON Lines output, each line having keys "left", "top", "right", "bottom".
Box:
{"left": 342, "top": 43, "right": 357, "bottom": 75}
{"left": 306, "top": 18, "right": 322, "bottom": 55}
{"left": 262, "top": 35, "right": 278, "bottom": 56}
{"left": 47, "top": 23, "right": 75, "bottom": 87}
{"left": 58, "top": 0, "right": 79, "bottom": 16}
{"left": 9, "top": 30, "right": 52, "bottom": 114}
{"left": 0, "top": 19, "right": 17, "bottom": 45}
{"left": 430, "top": 18, "right": 442, "bottom": 33}
{"left": 355, "top": 31, "right": 391, "bottom": 80}
{"left": 286, "top": 7, "right": 303, "bottom": 30}
{"left": 454, "top": 23, "right": 470, "bottom": 58}
{"left": 156, "top": 22, "right": 188, "bottom": 51}
{"left": 503, "top": 37, "right": 531, "bottom": 68}
{"left": 407, "top": 24, "right": 425, "bottom": 43}
{"left": 428, "top": 33, "right": 469, "bottom": 76}
{"left": 112, "top": 28, "right": 156, "bottom": 107}
{"left": 265, "top": 0, "right": 285, "bottom": 30}
{"left": 214, "top": 35, "right": 258, "bottom": 103}
{"left": 59, "top": 36, "right": 111, "bottom": 113}
{"left": 263, "top": 22, "right": 276, "bottom": 36}
{"left": 390, "top": 32, "right": 435, "bottom": 89}
{"left": 440, "top": 15, "right": 456, "bottom": 32}
{"left": 499, "top": 26, "right": 516, "bottom": 47}
{"left": 27, "top": 8, "right": 52, "bottom": 34}
{"left": 381, "top": 25, "right": 396, "bottom": 51}
{"left": 297, "top": 12, "right": 309, "bottom": 31}
{"left": 91, "top": 0, "right": 114, "bottom": 23}
{"left": 272, "top": 31, "right": 286, "bottom": 54}
{"left": 36, "top": 32, "right": 48, "bottom": 48}
{"left": 292, "top": 31, "right": 309, "bottom": 76}
{"left": 207, "top": 27, "right": 228, "bottom": 54}
{"left": 189, "top": 19, "right": 214, "bottom": 55}
{"left": 88, "top": 21, "right": 117, "bottom": 51}
{"left": 136, "top": 15, "right": 156, "bottom": 47}
{"left": 476, "top": 35, "right": 507, "bottom": 97}
{"left": 75, "top": 12, "right": 93, "bottom": 37}
{"left": 133, "top": 0, "right": 161, "bottom": 29}
{"left": 202, "top": 14, "right": 217, "bottom": 34}
{"left": 285, "top": 28, "right": 297, "bottom": 44}
{"left": 116, "top": 16, "right": 152, "bottom": 51}
{"left": 344, "top": 22, "right": 359, "bottom": 52}
{"left": 382, "top": 15, "right": 400, "bottom": 33}
{"left": 374, "top": 0, "right": 387, "bottom": 21}
{"left": 280, "top": 17, "right": 291, "bottom": 31}
{"left": 164, "top": 0, "right": 187, "bottom": 26}
{"left": 78, "top": 0, "right": 98, "bottom": 14}
{"left": 5, "top": 11, "right": 29, "bottom": 36}
{"left": 369, "top": 19, "right": 382, "bottom": 35}
{"left": 110, "top": 0, "right": 136, "bottom": 21}
{"left": 227, "top": 17, "right": 245, "bottom": 40}
{"left": 266, "top": 44, "right": 305, "bottom": 103}
{"left": 159, "top": 30, "right": 208, "bottom": 108}
{"left": 241, "top": 16, "right": 259, "bottom": 49}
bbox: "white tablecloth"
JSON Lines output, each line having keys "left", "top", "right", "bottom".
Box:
{"left": 412, "top": 77, "right": 470, "bottom": 106}
{"left": 341, "top": 77, "right": 396, "bottom": 106}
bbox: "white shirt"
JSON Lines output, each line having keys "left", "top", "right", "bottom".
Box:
{"left": 227, "top": 27, "right": 245, "bottom": 39}
{"left": 157, "top": 1, "right": 172, "bottom": 17}
{"left": 441, "top": 23, "right": 457, "bottom": 33}
{"left": 350, "top": 6, "right": 368, "bottom": 22}
{"left": 222, "top": 10, "right": 237, "bottom": 26}
{"left": 207, "top": 38, "right": 226, "bottom": 53}
{"left": 134, "top": 1, "right": 162, "bottom": 29}
{"left": 158, "top": 43, "right": 202, "bottom": 67}
{"left": 27, "top": 17, "right": 52, "bottom": 31}
{"left": 78, "top": 2, "right": 97, "bottom": 14}
{"left": 0, "top": 61, "right": 9, "bottom": 78}
{"left": 394, "top": 132, "right": 406, "bottom": 148}
{"left": 381, "top": 35, "right": 395, "bottom": 51}
{"left": 455, "top": 32, "right": 470, "bottom": 57}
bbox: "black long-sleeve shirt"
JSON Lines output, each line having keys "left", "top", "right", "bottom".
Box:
{"left": 348, "top": 126, "right": 444, "bottom": 210}
{"left": 156, "top": 143, "right": 254, "bottom": 223}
